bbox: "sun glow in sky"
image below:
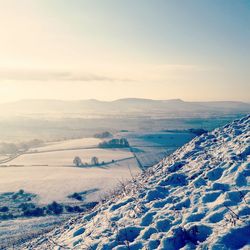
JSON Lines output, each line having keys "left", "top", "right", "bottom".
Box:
{"left": 0, "top": 0, "right": 249, "bottom": 102}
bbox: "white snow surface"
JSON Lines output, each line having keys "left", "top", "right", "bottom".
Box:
{"left": 24, "top": 116, "right": 250, "bottom": 250}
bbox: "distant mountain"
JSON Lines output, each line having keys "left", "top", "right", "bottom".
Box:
{"left": 0, "top": 98, "right": 249, "bottom": 118}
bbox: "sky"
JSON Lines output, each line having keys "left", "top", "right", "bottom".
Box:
{"left": 0, "top": 0, "right": 249, "bottom": 102}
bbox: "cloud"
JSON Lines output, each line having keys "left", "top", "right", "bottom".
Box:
{"left": 0, "top": 64, "right": 212, "bottom": 84}
{"left": 0, "top": 69, "right": 132, "bottom": 82}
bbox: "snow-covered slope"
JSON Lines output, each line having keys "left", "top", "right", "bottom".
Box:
{"left": 24, "top": 116, "right": 250, "bottom": 250}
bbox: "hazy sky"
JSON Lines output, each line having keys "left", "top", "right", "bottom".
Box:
{"left": 0, "top": 0, "right": 249, "bottom": 102}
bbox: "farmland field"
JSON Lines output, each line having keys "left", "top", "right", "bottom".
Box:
{"left": 0, "top": 136, "right": 142, "bottom": 248}
{"left": 2, "top": 148, "right": 132, "bottom": 167}
{"left": 0, "top": 131, "right": 196, "bottom": 204}
{"left": 0, "top": 158, "right": 139, "bottom": 204}
{"left": 28, "top": 137, "right": 102, "bottom": 153}
{"left": 0, "top": 137, "right": 139, "bottom": 204}
{"left": 122, "top": 131, "right": 196, "bottom": 167}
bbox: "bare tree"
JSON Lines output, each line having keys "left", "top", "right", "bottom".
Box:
{"left": 73, "top": 156, "right": 82, "bottom": 167}
{"left": 91, "top": 156, "right": 99, "bottom": 166}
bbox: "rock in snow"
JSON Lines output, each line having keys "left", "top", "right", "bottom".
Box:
{"left": 24, "top": 115, "right": 250, "bottom": 250}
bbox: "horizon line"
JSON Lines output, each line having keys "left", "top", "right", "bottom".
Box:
{"left": 1, "top": 97, "right": 249, "bottom": 104}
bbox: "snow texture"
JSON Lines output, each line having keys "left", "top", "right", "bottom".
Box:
{"left": 23, "top": 115, "right": 250, "bottom": 250}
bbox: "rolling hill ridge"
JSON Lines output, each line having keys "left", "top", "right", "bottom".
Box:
{"left": 1, "top": 99, "right": 250, "bottom": 118}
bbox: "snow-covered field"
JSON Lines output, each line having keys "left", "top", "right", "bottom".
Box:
{"left": 135, "top": 147, "right": 176, "bottom": 168}
{"left": 0, "top": 215, "right": 70, "bottom": 249}
{"left": 2, "top": 148, "right": 132, "bottom": 166}
{"left": 0, "top": 158, "right": 140, "bottom": 204}
{"left": 123, "top": 131, "right": 195, "bottom": 168}
{"left": 24, "top": 115, "right": 250, "bottom": 249}
{"left": 28, "top": 137, "right": 102, "bottom": 153}
{"left": 0, "top": 132, "right": 193, "bottom": 205}
{"left": 0, "top": 137, "right": 141, "bottom": 249}
{"left": 123, "top": 131, "right": 195, "bottom": 147}
{"left": 0, "top": 139, "right": 138, "bottom": 205}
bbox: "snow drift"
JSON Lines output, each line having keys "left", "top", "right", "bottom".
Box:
{"left": 24, "top": 115, "right": 250, "bottom": 249}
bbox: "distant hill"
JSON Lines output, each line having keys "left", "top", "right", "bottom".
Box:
{"left": 0, "top": 98, "right": 249, "bottom": 118}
